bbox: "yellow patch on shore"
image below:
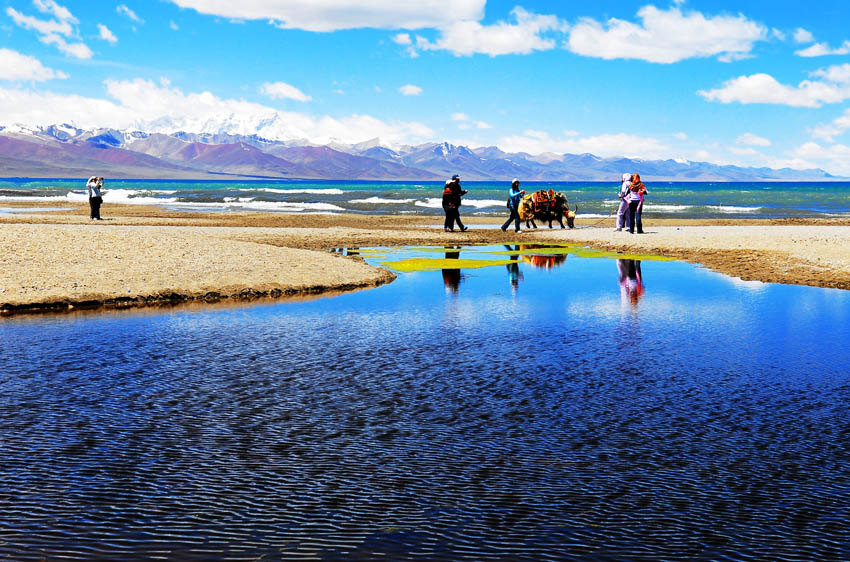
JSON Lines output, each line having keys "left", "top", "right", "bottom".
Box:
{"left": 381, "top": 257, "right": 519, "bottom": 273}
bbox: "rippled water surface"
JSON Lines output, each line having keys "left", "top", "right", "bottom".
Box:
{"left": 2, "top": 246, "right": 850, "bottom": 561}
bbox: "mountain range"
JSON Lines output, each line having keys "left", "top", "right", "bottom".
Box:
{"left": 0, "top": 124, "right": 839, "bottom": 181}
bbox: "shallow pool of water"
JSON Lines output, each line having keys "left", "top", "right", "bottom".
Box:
{"left": 2, "top": 245, "right": 849, "bottom": 561}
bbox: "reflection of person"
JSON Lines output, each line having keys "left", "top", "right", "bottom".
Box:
{"left": 504, "top": 244, "right": 523, "bottom": 292}
{"left": 617, "top": 259, "right": 644, "bottom": 305}
{"left": 630, "top": 173, "right": 647, "bottom": 234}
{"left": 441, "top": 248, "right": 461, "bottom": 292}
{"left": 442, "top": 174, "right": 468, "bottom": 232}
{"left": 615, "top": 173, "right": 631, "bottom": 231}
{"left": 87, "top": 176, "right": 104, "bottom": 220}
{"left": 501, "top": 179, "right": 525, "bottom": 233}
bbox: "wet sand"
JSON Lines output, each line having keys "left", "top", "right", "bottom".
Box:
{"left": 1, "top": 201, "right": 848, "bottom": 313}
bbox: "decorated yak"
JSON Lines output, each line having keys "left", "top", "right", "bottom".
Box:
{"left": 518, "top": 189, "right": 577, "bottom": 229}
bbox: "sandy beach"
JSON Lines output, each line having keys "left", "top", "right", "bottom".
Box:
{"left": 1, "top": 200, "right": 848, "bottom": 314}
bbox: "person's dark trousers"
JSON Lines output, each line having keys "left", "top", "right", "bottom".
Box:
{"left": 635, "top": 200, "right": 644, "bottom": 233}
{"left": 89, "top": 196, "right": 102, "bottom": 219}
{"left": 627, "top": 201, "right": 639, "bottom": 233}
{"left": 501, "top": 205, "right": 521, "bottom": 231}
{"left": 454, "top": 210, "right": 465, "bottom": 231}
{"left": 444, "top": 207, "right": 457, "bottom": 231}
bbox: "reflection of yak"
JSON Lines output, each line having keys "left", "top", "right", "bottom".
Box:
{"left": 519, "top": 244, "right": 567, "bottom": 269}
{"left": 518, "top": 190, "right": 577, "bottom": 229}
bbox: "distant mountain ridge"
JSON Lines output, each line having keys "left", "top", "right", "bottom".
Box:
{"left": 0, "top": 124, "right": 839, "bottom": 181}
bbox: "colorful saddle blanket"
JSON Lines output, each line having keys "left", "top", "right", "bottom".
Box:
{"left": 531, "top": 189, "right": 556, "bottom": 213}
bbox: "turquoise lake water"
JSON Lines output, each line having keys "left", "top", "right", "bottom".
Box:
{"left": 2, "top": 245, "right": 849, "bottom": 560}
{"left": 1, "top": 178, "right": 849, "bottom": 219}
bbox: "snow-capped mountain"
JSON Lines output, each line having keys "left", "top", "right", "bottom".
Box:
{"left": 0, "top": 124, "right": 838, "bottom": 181}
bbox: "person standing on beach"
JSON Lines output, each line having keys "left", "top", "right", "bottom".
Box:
{"left": 615, "top": 173, "right": 631, "bottom": 231}
{"left": 625, "top": 175, "right": 643, "bottom": 234}
{"left": 501, "top": 178, "right": 525, "bottom": 232}
{"left": 631, "top": 173, "right": 647, "bottom": 234}
{"left": 87, "top": 176, "right": 104, "bottom": 220}
{"left": 442, "top": 174, "right": 468, "bottom": 232}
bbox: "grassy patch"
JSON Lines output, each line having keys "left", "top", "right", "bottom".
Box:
{"left": 381, "top": 257, "right": 519, "bottom": 273}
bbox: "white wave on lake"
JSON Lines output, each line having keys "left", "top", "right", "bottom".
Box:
{"left": 349, "top": 197, "right": 416, "bottom": 204}
{"left": 464, "top": 199, "right": 506, "bottom": 209}
{"left": 180, "top": 200, "right": 345, "bottom": 212}
{"left": 644, "top": 205, "right": 693, "bottom": 213}
{"left": 0, "top": 190, "right": 181, "bottom": 206}
{"left": 414, "top": 198, "right": 504, "bottom": 209}
{"left": 241, "top": 188, "right": 346, "bottom": 195}
{"left": 415, "top": 198, "right": 443, "bottom": 209}
{"left": 706, "top": 205, "right": 762, "bottom": 213}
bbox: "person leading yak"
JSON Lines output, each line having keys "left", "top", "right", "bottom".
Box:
{"left": 501, "top": 178, "right": 525, "bottom": 232}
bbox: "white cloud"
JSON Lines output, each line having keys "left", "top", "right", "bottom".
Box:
{"left": 790, "top": 141, "right": 850, "bottom": 175}
{"left": 392, "top": 33, "right": 411, "bottom": 45}
{"left": 451, "top": 112, "right": 489, "bottom": 129}
{"left": 260, "top": 81, "right": 312, "bottom": 102}
{"left": 567, "top": 6, "right": 766, "bottom": 63}
{"left": 170, "top": 20, "right": 179, "bottom": 31}
{"left": 6, "top": 2, "right": 92, "bottom": 59}
{"left": 812, "top": 63, "right": 850, "bottom": 83}
{"left": 399, "top": 84, "right": 422, "bottom": 96}
{"left": 796, "top": 41, "right": 850, "bottom": 57}
{"left": 0, "top": 79, "right": 435, "bottom": 146}
{"left": 736, "top": 132, "right": 771, "bottom": 146}
{"left": 0, "top": 48, "right": 68, "bottom": 81}
{"left": 729, "top": 146, "right": 759, "bottom": 156}
{"left": 673, "top": 132, "right": 688, "bottom": 140}
{"left": 167, "top": 0, "right": 485, "bottom": 32}
{"left": 116, "top": 5, "right": 143, "bottom": 23}
{"left": 33, "top": 0, "right": 74, "bottom": 22}
{"left": 793, "top": 28, "right": 814, "bottom": 44}
{"left": 811, "top": 108, "right": 850, "bottom": 142}
{"left": 499, "top": 130, "right": 671, "bottom": 159}
{"left": 699, "top": 63, "right": 850, "bottom": 108}
{"left": 98, "top": 23, "right": 117, "bottom": 44}
{"left": 414, "top": 7, "right": 567, "bottom": 57}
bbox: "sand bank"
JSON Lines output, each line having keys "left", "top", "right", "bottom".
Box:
{"left": 0, "top": 221, "right": 394, "bottom": 314}
{"left": 1, "top": 202, "right": 848, "bottom": 313}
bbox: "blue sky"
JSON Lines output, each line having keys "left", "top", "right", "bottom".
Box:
{"left": 1, "top": 0, "right": 850, "bottom": 174}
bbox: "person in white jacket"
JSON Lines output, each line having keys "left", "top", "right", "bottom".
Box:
{"left": 86, "top": 176, "right": 104, "bottom": 220}
{"left": 615, "top": 173, "right": 631, "bottom": 231}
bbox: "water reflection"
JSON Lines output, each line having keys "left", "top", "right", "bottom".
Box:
{"left": 617, "top": 259, "right": 645, "bottom": 306}
{"left": 3, "top": 245, "right": 850, "bottom": 561}
{"left": 520, "top": 244, "right": 568, "bottom": 270}
{"left": 503, "top": 245, "right": 523, "bottom": 293}
{"left": 441, "top": 247, "right": 462, "bottom": 293}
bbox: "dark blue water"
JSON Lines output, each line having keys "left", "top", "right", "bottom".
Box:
{"left": 2, "top": 246, "right": 849, "bottom": 560}
{"left": 2, "top": 178, "right": 849, "bottom": 219}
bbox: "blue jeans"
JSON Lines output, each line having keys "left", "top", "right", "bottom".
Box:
{"left": 501, "top": 204, "right": 520, "bottom": 231}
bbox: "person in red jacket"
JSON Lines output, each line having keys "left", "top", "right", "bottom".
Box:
{"left": 442, "top": 174, "right": 468, "bottom": 232}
